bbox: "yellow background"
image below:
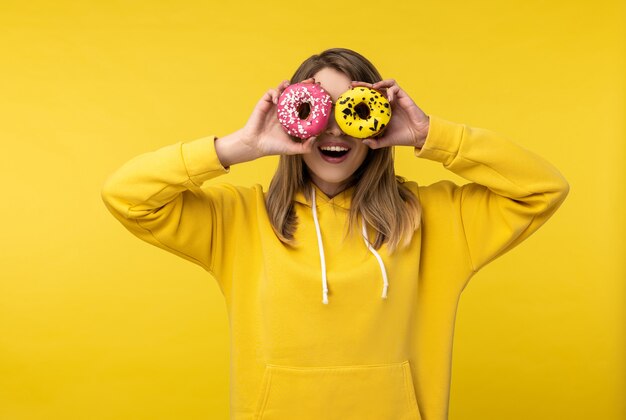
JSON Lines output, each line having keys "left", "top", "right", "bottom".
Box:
{"left": 1, "top": 1, "right": 624, "bottom": 419}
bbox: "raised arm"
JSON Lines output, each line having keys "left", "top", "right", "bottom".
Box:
{"left": 101, "top": 79, "right": 319, "bottom": 295}
{"left": 101, "top": 135, "right": 235, "bottom": 291}
{"left": 353, "top": 78, "right": 569, "bottom": 274}
{"left": 415, "top": 115, "right": 569, "bottom": 273}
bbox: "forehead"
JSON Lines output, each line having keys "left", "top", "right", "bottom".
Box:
{"left": 311, "top": 67, "right": 352, "bottom": 100}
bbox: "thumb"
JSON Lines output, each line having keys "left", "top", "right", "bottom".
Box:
{"left": 300, "top": 136, "right": 318, "bottom": 153}
{"left": 363, "top": 136, "right": 392, "bottom": 149}
{"left": 284, "top": 135, "right": 317, "bottom": 155}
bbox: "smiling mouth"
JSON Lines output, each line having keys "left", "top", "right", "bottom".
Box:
{"left": 319, "top": 145, "right": 350, "bottom": 158}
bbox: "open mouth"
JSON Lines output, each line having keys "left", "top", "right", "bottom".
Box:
{"left": 319, "top": 145, "right": 350, "bottom": 159}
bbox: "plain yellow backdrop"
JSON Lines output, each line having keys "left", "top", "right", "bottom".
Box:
{"left": 1, "top": 0, "right": 624, "bottom": 419}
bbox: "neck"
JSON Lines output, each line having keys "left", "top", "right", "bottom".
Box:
{"left": 311, "top": 179, "right": 351, "bottom": 199}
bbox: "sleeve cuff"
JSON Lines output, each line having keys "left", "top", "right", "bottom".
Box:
{"left": 181, "top": 135, "right": 230, "bottom": 186}
{"left": 414, "top": 115, "right": 465, "bottom": 167}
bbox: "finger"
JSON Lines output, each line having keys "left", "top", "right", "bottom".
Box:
{"left": 255, "top": 90, "right": 275, "bottom": 113}
{"left": 362, "top": 138, "right": 382, "bottom": 149}
{"left": 351, "top": 81, "right": 373, "bottom": 88}
{"left": 273, "top": 80, "right": 292, "bottom": 104}
{"left": 387, "top": 86, "right": 400, "bottom": 103}
{"left": 363, "top": 136, "right": 391, "bottom": 149}
{"left": 300, "top": 136, "right": 318, "bottom": 153}
{"left": 276, "top": 79, "right": 290, "bottom": 92}
{"left": 285, "top": 135, "right": 316, "bottom": 155}
{"left": 268, "top": 88, "right": 280, "bottom": 104}
{"left": 372, "top": 79, "right": 397, "bottom": 90}
{"left": 274, "top": 80, "right": 291, "bottom": 103}
{"left": 261, "top": 88, "right": 277, "bottom": 104}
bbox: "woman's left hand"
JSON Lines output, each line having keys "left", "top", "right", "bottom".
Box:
{"left": 351, "top": 79, "right": 430, "bottom": 149}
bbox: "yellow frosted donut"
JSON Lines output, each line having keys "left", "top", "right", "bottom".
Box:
{"left": 334, "top": 87, "right": 391, "bottom": 139}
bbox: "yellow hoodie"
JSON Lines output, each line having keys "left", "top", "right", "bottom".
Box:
{"left": 101, "top": 115, "right": 569, "bottom": 420}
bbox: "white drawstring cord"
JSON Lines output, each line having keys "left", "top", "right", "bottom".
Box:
{"left": 361, "top": 218, "right": 389, "bottom": 299}
{"left": 311, "top": 188, "right": 329, "bottom": 304}
{"left": 310, "top": 186, "right": 389, "bottom": 303}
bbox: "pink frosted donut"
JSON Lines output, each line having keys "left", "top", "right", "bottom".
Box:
{"left": 276, "top": 82, "right": 332, "bottom": 139}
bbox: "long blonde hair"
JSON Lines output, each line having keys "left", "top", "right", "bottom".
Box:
{"left": 265, "top": 48, "right": 422, "bottom": 253}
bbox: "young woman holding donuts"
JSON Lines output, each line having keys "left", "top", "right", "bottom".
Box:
{"left": 102, "top": 48, "right": 569, "bottom": 420}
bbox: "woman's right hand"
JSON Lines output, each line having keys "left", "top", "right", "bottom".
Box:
{"left": 215, "top": 79, "right": 318, "bottom": 167}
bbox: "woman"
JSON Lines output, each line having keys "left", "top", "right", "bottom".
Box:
{"left": 102, "top": 48, "right": 569, "bottom": 420}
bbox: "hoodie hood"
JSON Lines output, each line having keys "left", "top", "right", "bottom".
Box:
{"left": 295, "top": 184, "right": 389, "bottom": 305}
{"left": 293, "top": 183, "right": 354, "bottom": 210}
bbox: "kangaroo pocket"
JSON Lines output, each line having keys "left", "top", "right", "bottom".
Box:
{"left": 254, "top": 360, "right": 421, "bottom": 420}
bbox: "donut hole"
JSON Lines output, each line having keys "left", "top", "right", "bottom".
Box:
{"left": 354, "top": 102, "right": 371, "bottom": 119}
{"left": 297, "top": 102, "right": 311, "bottom": 120}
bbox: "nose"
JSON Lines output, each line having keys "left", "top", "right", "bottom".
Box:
{"left": 324, "top": 114, "right": 344, "bottom": 137}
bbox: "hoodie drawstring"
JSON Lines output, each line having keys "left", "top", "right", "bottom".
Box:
{"left": 361, "top": 218, "right": 389, "bottom": 300}
{"left": 310, "top": 188, "right": 329, "bottom": 304}
{"left": 310, "top": 187, "right": 389, "bottom": 304}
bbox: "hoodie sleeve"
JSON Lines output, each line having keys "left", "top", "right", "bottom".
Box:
{"left": 415, "top": 115, "right": 570, "bottom": 273}
{"left": 101, "top": 135, "right": 238, "bottom": 296}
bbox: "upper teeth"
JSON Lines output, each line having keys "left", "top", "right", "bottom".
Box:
{"left": 320, "top": 146, "right": 349, "bottom": 152}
